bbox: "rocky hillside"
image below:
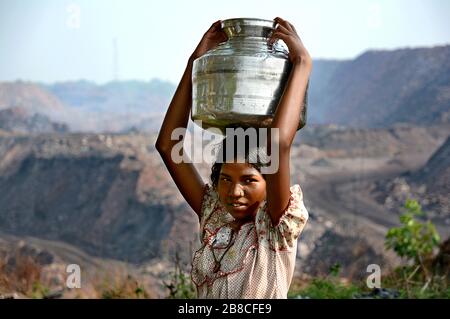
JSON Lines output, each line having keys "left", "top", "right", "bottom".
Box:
{"left": 295, "top": 123, "right": 449, "bottom": 158}
{"left": 0, "top": 123, "right": 447, "bottom": 266}
{"left": 412, "top": 135, "right": 450, "bottom": 194}
{"left": 0, "top": 107, "right": 68, "bottom": 134}
{"left": 370, "top": 135, "right": 450, "bottom": 224}
{"left": 0, "top": 133, "right": 199, "bottom": 264}
{"left": 309, "top": 45, "right": 450, "bottom": 127}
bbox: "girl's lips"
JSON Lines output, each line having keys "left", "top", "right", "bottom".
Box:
{"left": 228, "top": 203, "right": 247, "bottom": 211}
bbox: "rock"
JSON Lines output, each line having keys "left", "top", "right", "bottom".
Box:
{"left": 354, "top": 288, "right": 400, "bottom": 299}
{"left": 0, "top": 292, "right": 28, "bottom": 299}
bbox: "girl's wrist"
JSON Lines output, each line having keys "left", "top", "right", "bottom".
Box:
{"left": 291, "top": 54, "right": 312, "bottom": 66}
{"left": 188, "top": 55, "right": 196, "bottom": 64}
{"left": 190, "top": 50, "right": 203, "bottom": 62}
{"left": 188, "top": 55, "right": 198, "bottom": 68}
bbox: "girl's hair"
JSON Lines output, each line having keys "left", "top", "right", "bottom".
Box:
{"left": 210, "top": 133, "right": 270, "bottom": 188}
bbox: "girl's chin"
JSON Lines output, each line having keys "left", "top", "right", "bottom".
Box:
{"left": 227, "top": 208, "right": 256, "bottom": 221}
{"left": 227, "top": 205, "right": 247, "bottom": 214}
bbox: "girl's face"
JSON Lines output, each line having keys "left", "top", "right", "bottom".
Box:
{"left": 217, "top": 162, "right": 267, "bottom": 223}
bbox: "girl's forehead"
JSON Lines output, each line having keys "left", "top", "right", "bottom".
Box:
{"left": 220, "top": 163, "right": 260, "bottom": 176}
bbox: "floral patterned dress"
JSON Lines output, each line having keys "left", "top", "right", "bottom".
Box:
{"left": 191, "top": 183, "right": 309, "bottom": 298}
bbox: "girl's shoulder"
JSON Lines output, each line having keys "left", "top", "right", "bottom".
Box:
{"left": 255, "top": 184, "right": 309, "bottom": 251}
{"left": 260, "top": 184, "right": 308, "bottom": 221}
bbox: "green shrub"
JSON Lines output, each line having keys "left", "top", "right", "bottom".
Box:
{"left": 385, "top": 199, "right": 440, "bottom": 264}
{"left": 31, "top": 282, "right": 50, "bottom": 299}
{"left": 290, "top": 199, "right": 448, "bottom": 299}
{"left": 289, "top": 277, "right": 361, "bottom": 299}
{"left": 289, "top": 263, "right": 363, "bottom": 299}
{"left": 164, "top": 252, "right": 196, "bottom": 299}
{"left": 383, "top": 199, "right": 447, "bottom": 298}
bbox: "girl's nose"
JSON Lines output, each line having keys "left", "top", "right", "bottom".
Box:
{"left": 229, "top": 183, "right": 244, "bottom": 197}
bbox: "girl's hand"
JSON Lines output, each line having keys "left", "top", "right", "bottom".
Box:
{"left": 191, "top": 20, "right": 228, "bottom": 61}
{"left": 268, "top": 17, "right": 312, "bottom": 65}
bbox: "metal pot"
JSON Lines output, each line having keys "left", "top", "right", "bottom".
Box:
{"left": 191, "top": 18, "right": 307, "bottom": 133}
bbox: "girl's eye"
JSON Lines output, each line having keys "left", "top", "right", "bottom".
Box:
{"left": 245, "top": 178, "right": 256, "bottom": 183}
{"left": 221, "top": 177, "right": 230, "bottom": 182}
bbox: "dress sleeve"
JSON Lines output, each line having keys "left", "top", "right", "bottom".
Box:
{"left": 255, "top": 184, "right": 309, "bottom": 251}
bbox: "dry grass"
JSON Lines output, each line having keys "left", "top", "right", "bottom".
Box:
{"left": 92, "top": 269, "right": 154, "bottom": 299}
{"left": 0, "top": 251, "right": 156, "bottom": 299}
{"left": 0, "top": 252, "right": 46, "bottom": 298}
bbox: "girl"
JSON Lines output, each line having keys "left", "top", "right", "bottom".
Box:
{"left": 156, "top": 17, "right": 312, "bottom": 298}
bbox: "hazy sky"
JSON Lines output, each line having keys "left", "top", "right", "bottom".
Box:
{"left": 0, "top": 0, "right": 449, "bottom": 84}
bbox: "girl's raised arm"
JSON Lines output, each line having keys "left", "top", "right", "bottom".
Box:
{"left": 155, "top": 21, "right": 227, "bottom": 218}
{"left": 265, "top": 17, "right": 313, "bottom": 225}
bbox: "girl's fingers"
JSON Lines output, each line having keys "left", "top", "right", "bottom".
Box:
{"left": 219, "top": 32, "right": 228, "bottom": 42}
{"left": 273, "top": 31, "right": 289, "bottom": 40}
{"left": 268, "top": 24, "right": 291, "bottom": 44}
{"left": 275, "top": 17, "right": 300, "bottom": 37}
{"left": 268, "top": 31, "right": 289, "bottom": 45}
{"left": 288, "top": 22, "right": 298, "bottom": 34}
{"left": 274, "top": 17, "right": 294, "bottom": 32}
{"left": 208, "top": 20, "right": 222, "bottom": 32}
{"left": 205, "top": 20, "right": 226, "bottom": 40}
{"left": 275, "top": 24, "right": 291, "bottom": 35}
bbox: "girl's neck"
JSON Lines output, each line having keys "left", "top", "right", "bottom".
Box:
{"left": 229, "top": 218, "right": 253, "bottom": 231}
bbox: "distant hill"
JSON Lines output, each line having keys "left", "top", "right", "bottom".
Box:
{"left": 0, "top": 107, "right": 68, "bottom": 134}
{"left": 45, "top": 79, "right": 175, "bottom": 115}
{"left": 0, "top": 82, "right": 71, "bottom": 133}
{"left": 45, "top": 44, "right": 449, "bottom": 131}
{"left": 309, "top": 45, "right": 450, "bottom": 128}
{"left": 0, "top": 81, "right": 66, "bottom": 115}
{"left": 0, "top": 79, "right": 175, "bottom": 133}
{"left": 1, "top": 45, "right": 448, "bottom": 133}
{"left": 45, "top": 79, "right": 175, "bottom": 133}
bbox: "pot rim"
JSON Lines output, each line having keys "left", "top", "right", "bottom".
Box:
{"left": 221, "top": 18, "right": 275, "bottom": 29}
